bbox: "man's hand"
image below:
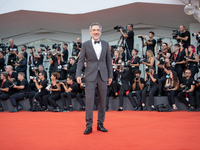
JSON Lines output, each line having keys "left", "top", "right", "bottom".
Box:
{"left": 119, "top": 28, "right": 123, "bottom": 33}
{"left": 77, "top": 77, "right": 82, "bottom": 84}
{"left": 142, "top": 35, "right": 145, "bottom": 39}
{"left": 107, "top": 78, "right": 112, "bottom": 86}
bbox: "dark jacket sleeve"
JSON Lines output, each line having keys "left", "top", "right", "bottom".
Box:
{"left": 76, "top": 43, "right": 86, "bottom": 78}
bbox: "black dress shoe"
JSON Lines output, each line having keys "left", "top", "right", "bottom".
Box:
{"left": 148, "top": 106, "right": 155, "bottom": 111}
{"left": 188, "top": 107, "right": 195, "bottom": 112}
{"left": 84, "top": 127, "right": 92, "bottom": 134}
{"left": 137, "top": 106, "right": 142, "bottom": 111}
{"left": 142, "top": 106, "right": 147, "bottom": 111}
{"left": 117, "top": 108, "right": 123, "bottom": 111}
{"left": 97, "top": 123, "right": 108, "bottom": 132}
{"left": 9, "top": 107, "right": 18, "bottom": 113}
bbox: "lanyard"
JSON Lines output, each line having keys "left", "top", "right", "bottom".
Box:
{"left": 1, "top": 80, "right": 5, "bottom": 88}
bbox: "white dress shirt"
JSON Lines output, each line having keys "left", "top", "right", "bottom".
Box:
{"left": 92, "top": 38, "right": 102, "bottom": 60}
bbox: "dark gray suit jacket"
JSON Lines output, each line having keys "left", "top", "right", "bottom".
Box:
{"left": 76, "top": 39, "right": 113, "bottom": 82}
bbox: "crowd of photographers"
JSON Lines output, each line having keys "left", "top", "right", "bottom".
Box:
{"left": 0, "top": 25, "right": 200, "bottom": 112}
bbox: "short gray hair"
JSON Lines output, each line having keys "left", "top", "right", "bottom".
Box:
{"left": 89, "top": 22, "right": 102, "bottom": 31}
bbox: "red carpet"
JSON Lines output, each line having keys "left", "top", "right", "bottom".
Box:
{"left": 0, "top": 111, "right": 200, "bottom": 150}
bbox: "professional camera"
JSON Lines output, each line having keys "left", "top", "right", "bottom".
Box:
{"left": 184, "top": 56, "right": 189, "bottom": 61}
{"left": 157, "top": 38, "right": 164, "bottom": 45}
{"left": 56, "top": 80, "right": 66, "bottom": 84}
{"left": 111, "top": 45, "right": 118, "bottom": 49}
{"left": 40, "top": 44, "right": 50, "bottom": 51}
{"left": 139, "top": 57, "right": 147, "bottom": 64}
{"left": 163, "top": 85, "right": 173, "bottom": 90}
{"left": 30, "top": 76, "right": 38, "bottom": 80}
{"left": 0, "top": 43, "right": 8, "bottom": 54}
{"left": 159, "top": 57, "right": 165, "bottom": 65}
{"left": 146, "top": 67, "right": 150, "bottom": 73}
{"left": 28, "top": 46, "right": 35, "bottom": 49}
{"left": 72, "top": 42, "right": 78, "bottom": 56}
{"left": 114, "top": 26, "right": 127, "bottom": 33}
{"left": 9, "top": 79, "right": 17, "bottom": 89}
{"left": 138, "top": 36, "right": 144, "bottom": 39}
{"left": 145, "top": 81, "right": 151, "bottom": 92}
{"left": 31, "top": 66, "right": 38, "bottom": 71}
{"left": 46, "top": 84, "right": 51, "bottom": 90}
{"left": 135, "top": 76, "right": 139, "bottom": 81}
{"left": 180, "top": 85, "right": 189, "bottom": 93}
{"left": 52, "top": 43, "right": 61, "bottom": 51}
{"left": 172, "top": 29, "right": 180, "bottom": 39}
{"left": 192, "top": 33, "right": 200, "bottom": 43}
{"left": 62, "top": 64, "right": 68, "bottom": 69}
{"left": 158, "top": 49, "right": 162, "bottom": 53}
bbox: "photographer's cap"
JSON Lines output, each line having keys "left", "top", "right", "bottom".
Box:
{"left": 174, "top": 43, "right": 180, "bottom": 47}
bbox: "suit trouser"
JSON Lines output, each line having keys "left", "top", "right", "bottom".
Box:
{"left": 142, "top": 86, "right": 158, "bottom": 106}
{"left": 0, "top": 93, "right": 10, "bottom": 108}
{"left": 177, "top": 91, "right": 195, "bottom": 107}
{"left": 94, "top": 87, "right": 110, "bottom": 110}
{"left": 10, "top": 93, "right": 26, "bottom": 107}
{"left": 85, "top": 71, "right": 107, "bottom": 128}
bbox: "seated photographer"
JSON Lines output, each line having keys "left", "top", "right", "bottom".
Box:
{"left": 127, "top": 70, "right": 145, "bottom": 111}
{"left": 43, "top": 72, "right": 61, "bottom": 112}
{"left": 112, "top": 62, "right": 130, "bottom": 111}
{"left": 119, "top": 46, "right": 125, "bottom": 62}
{"left": 142, "top": 50, "right": 155, "bottom": 68}
{"left": 9, "top": 72, "right": 28, "bottom": 112}
{"left": 157, "top": 58, "right": 175, "bottom": 96}
{"left": 5, "top": 65, "right": 18, "bottom": 83}
{"left": 60, "top": 76, "right": 85, "bottom": 112}
{"left": 0, "top": 72, "right": 11, "bottom": 112}
{"left": 164, "top": 71, "right": 179, "bottom": 110}
{"left": 33, "top": 48, "right": 44, "bottom": 66}
{"left": 112, "top": 50, "right": 122, "bottom": 65}
{"left": 0, "top": 51, "right": 5, "bottom": 72}
{"left": 195, "top": 77, "right": 200, "bottom": 111}
{"left": 184, "top": 45, "right": 199, "bottom": 78}
{"left": 14, "top": 52, "right": 27, "bottom": 77}
{"left": 142, "top": 31, "right": 156, "bottom": 55}
{"left": 171, "top": 43, "right": 185, "bottom": 83}
{"left": 28, "top": 72, "right": 48, "bottom": 111}
{"left": 141, "top": 67, "right": 158, "bottom": 111}
{"left": 177, "top": 69, "right": 195, "bottom": 112}
{"left": 128, "top": 49, "right": 140, "bottom": 80}
{"left": 63, "top": 57, "right": 77, "bottom": 80}
{"left": 34, "top": 65, "right": 47, "bottom": 79}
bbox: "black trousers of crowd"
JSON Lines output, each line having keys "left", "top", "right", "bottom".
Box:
{"left": 29, "top": 91, "right": 48, "bottom": 108}
{"left": 175, "top": 66, "right": 183, "bottom": 83}
{"left": 166, "top": 90, "right": 178, "bottom": 106}
{"left": 61, "top": 92, "right": 85, "bottom": 108}
{"left": 158, "top": 76, "right": 167, "bottom": 96}
{"left": 177, "top": 91, "right": 195, "bottom": 107}
{"left": 127, "top": 90, "right": 142, "bottom": 107}
{"left": 142, "top": 86, "right": 158, "bottom": 106}
{"left": 196, "top": 90, "right": 200, "bottom": 108}
{"left": 10, "top": 93, "right": 26, "bottom": 107}
{"left": 43, "top": 93, "right": 61, "bottom": 109}
{"left": 0, "top": 93, "right": 10, "bottom": 109}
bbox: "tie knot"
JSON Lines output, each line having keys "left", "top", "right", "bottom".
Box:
{"left": 94, "top": 41, "right": 100, "bottom": 44}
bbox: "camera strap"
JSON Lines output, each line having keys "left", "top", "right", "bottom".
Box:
{"left": 1, "top": 80, "right": 5, "bottom": 88}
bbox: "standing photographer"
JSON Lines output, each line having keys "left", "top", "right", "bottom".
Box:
{"left": 142, "top": 31, "right": 156, "bottom": 55}
{"left": 33, "top": 48, "right": 44, "bottom": 67}
{"left": 9, "top": 72, "right": 28, "bottom": 112}
{"left": 6, "top": 39, "right": 18, "bottom": 68}
{"left": 176, "top": 25, "right": 190, "bottom": 49}
{"left": 47, "top": 50, "right": 58, "bottom": 76}
{"left": 74, "top": 38, "right": 82, "bottom": 62}
{"left": 0, "top": 72, "right": 11, "bottom": 112}
{"left": 120, "top": 24, "right": 134, "bottom": 60}
{"left": 127, "top": 70, "right": 145, "bottom": 111}
{"left": 141, "top": 67, "right": 158, "bottom": 111}
{"left": 177, "top": 69, "right": 195, "bottom": 112}
{"left": 195, "top": 77, "right": 200, "bottom": 111}
{"left": 142, "top": 50, "right": 155, "bottom": 68}
{"left": 0, "top": 51, "right": 5, "bottom": 72}
{"left": 62, "top": 42, "right": 68, "bottom": 63}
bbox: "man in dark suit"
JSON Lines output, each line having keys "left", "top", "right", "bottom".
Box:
{"left": 76, "top": 23, "right": 113, "bottom": 134}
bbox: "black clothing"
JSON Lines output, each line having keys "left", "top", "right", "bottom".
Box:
{"left": 126, "top": 30, "right": 134, "bottom": 50}
{"left": 146, "top": 39, "right": 156, "bottom": 55}
{"left": 16, "top": 58, "right": 27, "bottom": 73}
{"left": 180, "top": 31, "right": 191, "bottom": 48}
{"left": 66, "top": 63, "right": 77, "bottom": 80}
{"left": 188, "top": 52, "right": 198, "bottom": 78}
{"left": 129, "top": 56, "right": 140, "bottom": 80}
{"left": 36, "top": 54, "right": 43, "bottom": 66}
{"left": 62, "top": 49, "right": 68, "bottom": 63}
{"left": 7, "top": 44, "right": 18, "bottom": 66}
{"left": 23, "top": 51, "right": 28, "bottom": 60}
{"left": 18, "top": 79, "right": 28, "bottom": 94}
{"left": 49, "top": 56, "right": 58, "bottom": 76}
{"left": 0, "top": 57, "right": 5, "bottom": 71}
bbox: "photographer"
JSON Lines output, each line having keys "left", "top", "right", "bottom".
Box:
{"left": 142, "top": 50, "right": 155, "bottom": 68}
{"left": 47, "top": 50, "right": 58, "bottom": 76}
{"left": 195, "top": 77, "right": 200, "bottom": 111}
{"left": 5, "top": 65, "right": 18, "bottom": 83}
{"left": 177, "top": 69, "right": 195, "bottom": 112}
{"left": 16, "top": 45, "right": 28, "bottom": 59}
{"left": 63, "top": 57, "right": 77, "bottom": 80}
{"left": 6, "top": 39, "right": 18, "bottom": 68}
{"left": 112, "top": 50, "right": 122, "bottom": 65}
{"left": 33, "top": 48, "right": 43, "bottom": 66}
{"left": 119, "top": 46, "right": 125, "bottom": 62}
{"left": 141, "top": 67, "right": 158, "bottom": 111}
{"left": 128, "top": 49, "right": 140, "bottom": 80}
{"left": 184, "top": 45, "right": 199, "bottom": 78}
{"left": 142, "top": 31, "right": 156, "bottom": 55}
{"left": 157, "top": 58, "right": 175, "bottom": 96}
{"left": 127, "top": 70, "right": 145, "bottom": 111}
{"left": 176, "top": 25, "right": 190, "bottom": 49}
{"left": 0, "top": 51, "right": 5, "bottom": 72}
{"left": 43, "top": 72, "right": 61, "bottom": 112}
{"left": 28, "top": 48, "right": 36, "bottom": 77}
{"left": 60, "top": 76, "right": 85, "bottom": 112}
{"left": 28, "top": 72, "right": 48, "bottom": 111}
{"left": 171, "top": 44, "right": 185, "bottom": 83}
{"left": 56, "top": 53, "right": 65, "bottom": 80}
{"left": 120, "top": 24, "right": 134, "bottom": 60}
{"left": 0, "top": 72, "right": 11, "bottom": 112}
{"left": 164, "top": 71, "right": 179, "bottom": 110}
{"left": 9, "top": 72, "right": 28, "bottom": 112}
{"left": 62, "top": 42, "right": 68, "bottom": 63}
{"left": 112, "top": 63, "right": 130, "bottom": 111}
{"left": 34, "top": 65, "right": 47, "bottom": 79}
{"left": 14, "top": 52, "right": 27, "bottom": 78}
{"left": 74, "top": 37, "right": 82, "bottom": 62}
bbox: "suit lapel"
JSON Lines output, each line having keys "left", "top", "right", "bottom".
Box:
{"left": 89, "top": 39, "right": 98, "bottom": 60}
{"left": 99, "top": 40, "right": 104, "bottom": 60}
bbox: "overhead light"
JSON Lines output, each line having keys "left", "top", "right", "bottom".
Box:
{"left": 184, "top": 0, "right": 196, "bottom": 15}
{"left": 193, "top": 6, "right": 200, "bottom": 20}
